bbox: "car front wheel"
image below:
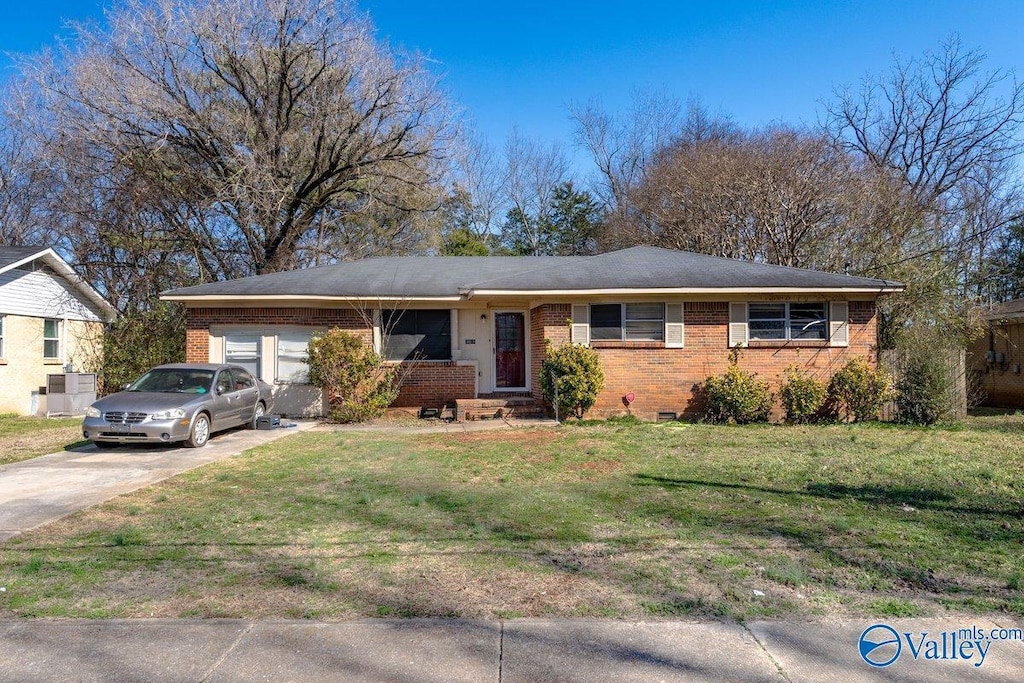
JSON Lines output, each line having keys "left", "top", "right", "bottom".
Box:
{"left": 248, "top": 401, "right": 265, "bottom": 430}
{"left": 185, "top": 413, "right": 210, "bottom": 448}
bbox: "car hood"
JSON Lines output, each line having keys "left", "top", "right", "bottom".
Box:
{"left": 92, "top": 391, "right": 205, "bottom": 413}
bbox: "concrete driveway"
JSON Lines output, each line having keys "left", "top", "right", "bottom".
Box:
{"left": 0, "top": 421, "right": 315, "bottom": 542}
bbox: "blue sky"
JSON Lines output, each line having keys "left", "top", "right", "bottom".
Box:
{"left": 2, "top": 0, "right": 1022, "bottom": 166}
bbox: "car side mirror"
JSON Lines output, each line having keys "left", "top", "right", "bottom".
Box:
{"left": 215, "top": 385, "right": 224, "bottom": 395}
{"left": 123, "top": 383, "right": 131, "bottom": 391}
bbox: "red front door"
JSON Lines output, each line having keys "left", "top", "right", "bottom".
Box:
{"left": 495, "top": 312, "right": 526, "bottom": 388}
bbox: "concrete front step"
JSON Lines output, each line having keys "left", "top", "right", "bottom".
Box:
{"left": 456, "top": 397, "right": 547, "bottom": 421}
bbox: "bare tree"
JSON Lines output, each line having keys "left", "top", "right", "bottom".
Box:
{"left": 570, "top": 89, "right": 689, "bottom": 212}
{"left": 0, "top": 85, "right": 58, "bottom": 247}
{"left": 827, "top": 37, "right": 1023, "bottom": 211}
{"left": 22, "top": 0, "right": 453, "bottom": 279}
{"left": 500, "top": 128, "right": 570, "bottom": 255}
{"left": 571, "top": 92, "right": 740, "bottom": 249}
{"left": 629, "top": 125, "right": 890, "bottom": 270}
{"left": 826, "top": 37, "right": 1024, "bottom": 343}
{"left": 444, "top": 128, "right": 505, "bottom": 242}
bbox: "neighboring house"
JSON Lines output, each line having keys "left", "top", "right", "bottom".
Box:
{"left": 970, "top": 298, "right": 1024, "bottom": 407}
{"left": 0, "top": 246, "right": 117, "bottom": 415}
{"left": 161, "top": 246, "right": 903, "bottom": 419}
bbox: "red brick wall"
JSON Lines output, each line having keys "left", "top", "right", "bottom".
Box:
{"left": 185, "top": 307, "right": 370, "bottom": 364}
{"left": 531, "top": 300, "right": 880, "bottom": 420}
{"left": 530, "top": 303, "right": 571, "bottom": 402}
{"left": 393, "top": 362, "right": 477, "bottom": 408}
{"left": 185, "top": 306, "right": 475, "bottom": 411}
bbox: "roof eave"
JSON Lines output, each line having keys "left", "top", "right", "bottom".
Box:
{"left": 466, "top": 285, "right": 905, "bottom": 297}
{"left": 163, "top": 284, "right": 904, "bottom": 305}
{"left": 1, "top": 248, "right": 117, "bottom": 321}
{"left": 160, "top": 294, "right": 465, "bottom": 304}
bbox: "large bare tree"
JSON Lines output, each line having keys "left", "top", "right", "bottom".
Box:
{"left": 826, "top": 37, "right": 1024, "bottom": 290}
{"left": 627, "top": 125, "right": 899, "bottom": 271}
{"left": 23, "top": 0, "right": 452, "bottom": 281}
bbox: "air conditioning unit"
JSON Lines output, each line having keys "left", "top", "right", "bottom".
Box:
{"left": 46, "top": 373, "right": 97, "bottom": 416}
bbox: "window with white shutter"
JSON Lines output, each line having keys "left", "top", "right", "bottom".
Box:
{"left": 570, "top": 304, "right": 590, "bottom": 346}
{"left": 729, "top": 302, "right": 748, "bottom": 347}
{"left": 829, "top": 301, "right": 850, "bottom": 347}
{"left": 665, "top": 303, "right": 684, "bottom": 348}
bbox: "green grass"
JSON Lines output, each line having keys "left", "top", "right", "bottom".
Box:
{"left": 1, "top": 414, "right": 1023, "bottom": 620}
{"left": 0, "top": 414, "right": 87, "bottom": 465}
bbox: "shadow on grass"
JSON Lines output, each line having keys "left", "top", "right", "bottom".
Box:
{"left": 633, "top": 473, "right": 1022, "bottom": 518}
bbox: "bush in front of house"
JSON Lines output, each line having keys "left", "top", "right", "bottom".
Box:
{"left": 780, "top": 365, "right": 828, "bottom": 423}
{"left": 540, "top": 341, "right": 605, "bottom": 419}
{"left": 704, "top": 352, "right": 773, "bottom": 424}
{"left": 894, "top": 343, "right": 955, "bottom": 425}
{"left": 826, "top": 356, "right": 893, "bottom": 422}
{"left": 306, "top": 329, "right": 398, "bottom": 423}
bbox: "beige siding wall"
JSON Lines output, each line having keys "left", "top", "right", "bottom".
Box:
{"left": 0, "top": 315, "right": 103, "bottom": 415}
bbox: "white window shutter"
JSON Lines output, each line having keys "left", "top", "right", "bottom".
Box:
{"left": 570, "top": 304, "right": 590, "bottom": 347}
{"left": 728, "top": 302, "right": 748, "bottom": 347}
{"left": 830, "top": 301, "right": 850, "bottom": 347}
{"left": 665, "top": 303, "right": 684, "bottom": 348}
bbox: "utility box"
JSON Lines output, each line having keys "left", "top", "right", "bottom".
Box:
{"left": 46, "top": 373, "right": 97, "bottom": 415}
{"left": 257, "top": 414, "right": 281, "bottom": 430}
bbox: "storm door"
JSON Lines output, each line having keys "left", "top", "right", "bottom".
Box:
{"left": 494, "top": 312, "right": 526, "bottom": 388}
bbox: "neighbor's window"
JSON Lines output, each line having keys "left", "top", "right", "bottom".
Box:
{"left": 383, "top": 309, "right": 452, "bottom": 361}
{"left": 43, "top": 318, "right": 60, "bottom": 359}
{"left": 590, "top": 303, "right": 665, "bottom": 341}
{"left": 0, "top": 315, "right": 4, "bottom": 358}
{"left": 276, "top": 331, "right": 312, "bottom": 383}
{"left": 225, "top": 334, "right": 261, "bottom": 378}
{"left": 747, "top": 302, "right": 827, "bottom": 341}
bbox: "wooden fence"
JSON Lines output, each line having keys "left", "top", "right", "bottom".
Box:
{"left": 878, "top": 349, "right": 967, "bottom": 421}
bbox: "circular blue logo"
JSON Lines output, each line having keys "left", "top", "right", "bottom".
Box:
{"left": 859, "top": 624, "right": 902, "bottom": 667}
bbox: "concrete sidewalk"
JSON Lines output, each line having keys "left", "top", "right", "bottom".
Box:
{"left": 0, "top": 616, "right": 1021, "bottom": 682}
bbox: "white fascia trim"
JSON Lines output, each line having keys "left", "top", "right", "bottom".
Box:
{"left": 2, "top": 248, "right": 117, "bottom": 322}
{"left": 0, "top": 249, "right": 50, "bottom": 276}
{"left": 160, "top": 294, "right": 464, "bottom": 303}
{"left": 465, "top": 286, "right": 904, "bottom": 296}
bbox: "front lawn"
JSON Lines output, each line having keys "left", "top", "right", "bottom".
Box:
{"left": 1, "top": 415, "right": 1022, "bottom": 620}
{"left": 0, "top": 414, "right": 87, "bottom": 466}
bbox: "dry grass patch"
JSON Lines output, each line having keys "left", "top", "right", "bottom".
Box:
{"left": 0, "top": 415, "right": 86, "bottom": 466}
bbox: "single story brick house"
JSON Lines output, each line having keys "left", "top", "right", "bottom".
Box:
{"left": 161, "top": 246, "right": 903, "bottom": 419}
{"left": 970, "top": 298, "right": 1024, "bottom": 407}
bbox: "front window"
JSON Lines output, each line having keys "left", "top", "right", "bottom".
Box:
{"left": 383, "top": 309, "right": 452, "bottom": 361}
{"left": 43, "top": 318, "right": 60, "bottom": 359}
{"left": 225, "top": 334, "right": 261, "bottom": 378}
{"left": 591, "top": 303, "right": 665, "bottom": 341}
{"left": 748, "top": 302, "right": 827, "bottom": 341}
{"left": 276, "top": 332, "right": 311, "bottom": 383}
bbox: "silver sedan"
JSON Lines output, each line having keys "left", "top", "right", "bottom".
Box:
{"left": 82, "top": 363, "right": 273, "bottom": 448}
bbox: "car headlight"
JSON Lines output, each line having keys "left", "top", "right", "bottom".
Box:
{"left": 150, "top": 408, "right": 187, "bottom": 420}
{"left": 85, "top": 406, "right": 101, "bottom": 418}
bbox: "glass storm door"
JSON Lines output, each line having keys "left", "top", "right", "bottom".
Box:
{"left": 495, "top": 312, "right": 526, "bottom": 388}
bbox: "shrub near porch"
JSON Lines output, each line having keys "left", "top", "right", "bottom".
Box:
{"left": 1, "top": 416, "right": 1022, "bottom": 620}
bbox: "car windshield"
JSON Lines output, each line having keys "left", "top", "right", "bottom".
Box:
{"left": 128, "top": 369, "right": 215, "bottom": 394}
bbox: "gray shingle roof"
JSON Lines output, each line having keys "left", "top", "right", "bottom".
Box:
{"left": 162, "top": 246, "right": 903, "bottom": 300}
{"left": 0, "top": 246, "right": 50, "bottom": 273}
{"left": 986, "top": 298, "right": 1024, "bottom": 320}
